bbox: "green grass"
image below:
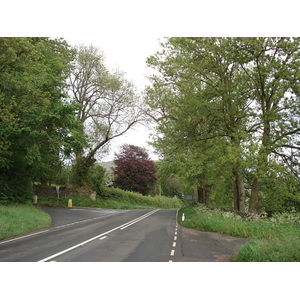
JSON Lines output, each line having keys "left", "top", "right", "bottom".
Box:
{"left": 178, "top": 205, "right": 300, "bottom": 262}
{"left": 0, "top": 205, "right": 52, "bottom": 240}
{"left": 37, "top": 186, "right": 184, "bottom": 210}
{"left": 0, "top": 187, "right": 183, "bottom": 241}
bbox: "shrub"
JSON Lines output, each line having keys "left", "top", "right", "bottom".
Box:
{"left": 88, "top": 164, "right": 106, "bottom": 193}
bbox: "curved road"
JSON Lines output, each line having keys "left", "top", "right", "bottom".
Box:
{"left": 0, "top": 207, "right": 247, "bottom": 262}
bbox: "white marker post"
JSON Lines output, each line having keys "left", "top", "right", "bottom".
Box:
{"left": 56, "top": 185, "right": 60, "bottom": 205}
{"left": 182, "top": 213, "right": 185, "bottom": 221}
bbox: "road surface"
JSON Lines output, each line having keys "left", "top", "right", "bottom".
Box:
{"left": 0, "top": 207, "right": 247, "bottom": 262}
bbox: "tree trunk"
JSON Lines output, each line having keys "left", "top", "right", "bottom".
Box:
{"left": 197, "top": 185, "right": 204, "bottom": 204}
{"left": 230, "top": 137, "right": 245, "bottom": 213}
{"left": 248, "top": 119, "right": 270, "bottom": 214}
{"left": 233, "top": 166, "right": 245, "bottom": 213}
{"left": 197, "top": 184, "right": 211, "bottom": 206}
{"left": 204, "top": 184, "right": 211, "bottom": 206}
{"left": 249, "top": 178, "right": 260, "bottom": 214}
{"left": 76, "top": 152, "right": 83, "bottom": 166}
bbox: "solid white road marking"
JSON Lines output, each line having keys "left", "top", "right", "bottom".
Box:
{"left": 0, "top": 230, "right": 49, "bottom": 245}
{"left": 99, "top": 236, "right": 107, "bottom": 240}
{"left": 38, "top": 210, "right": 160, "bottom": 262}
{"left": 120, "top": 210, "right": 159, "bottom": 230}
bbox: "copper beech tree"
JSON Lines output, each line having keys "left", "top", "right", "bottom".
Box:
{"left": 113, "top": 144, "right": 157, "bottom": 195}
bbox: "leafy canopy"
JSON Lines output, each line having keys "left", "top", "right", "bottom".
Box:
{"left": 113, "top": 144, "right": 157, "bottom": 195}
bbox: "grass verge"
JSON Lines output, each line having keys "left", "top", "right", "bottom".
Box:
{"left": 1, "top": 187, "right": 182, "bottom": 241}
{"left": 0, "top": 205, "right": 52, "bottom": 241}
{"left": 178, "top": 205, "right": 300, "bottom": 262}
{"left": 36, "top": 186, "right": 183, "bottom": 210}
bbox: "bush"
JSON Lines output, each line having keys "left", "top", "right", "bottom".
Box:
{"left": 88, "top": 164, "right": 106, "bottom": 193}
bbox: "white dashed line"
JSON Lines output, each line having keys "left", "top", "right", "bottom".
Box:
{"left": 170, "top": 250, "right": 175, "bottom": 256}
{"left": 99, "top": 236, "right": 107, "bottom": 240}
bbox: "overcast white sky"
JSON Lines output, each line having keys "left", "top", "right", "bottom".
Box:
{"left": 3, "top": 1, "right": 299, "bottom": 162}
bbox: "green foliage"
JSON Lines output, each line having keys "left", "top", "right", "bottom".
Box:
{"left": 0, "top": 37, "right": 78, "bottom": 203}
{"left": 88, "top": 164, "right": 106, "bottom": 193}
{"left": 0, "top": 205, "right": 52, "bottom": 240}
{"left": 146, "top": 37, "right": 300, "bottom": 214}
{"left": 259, "top": 162, "right": 300, "bottom": 214}
{"left": 71, "top": 156, "right": 95, "bottom": 187}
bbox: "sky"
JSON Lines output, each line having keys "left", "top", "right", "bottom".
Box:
{"left": 3, "top": 1, "right": 299, "bottom": 163}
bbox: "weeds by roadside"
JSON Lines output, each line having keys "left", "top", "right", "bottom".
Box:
{"left": 178, "top": 205, "right": 300, "bottom": 262}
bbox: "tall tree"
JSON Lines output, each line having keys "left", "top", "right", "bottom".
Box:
{"left": 233, "top": 37, "right": 300, "bottom": 213}
{"left": 146, "top": 37, "right": 300, "bottom": 214}
{"left": 69, "top": 45, "right": 144, "bottom": 185}
{"left": 0, "top": 37, "right": 78, "bottom": 203}
{"left": 146, "top": 38, "right": 252, "bottom": 212}
{"left": 113, "top": 144, "right": 157, "bottom": 195}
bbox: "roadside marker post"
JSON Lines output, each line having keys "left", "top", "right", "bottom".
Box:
{"left": 68, "top": 199, "right": 72, "bottom": 208}
{"left": 56, "top": 185, "right": 60, "bottom": 205}
{"left": 33, "top": 195, "right": 38, "bottom": 204}
{"left": 182, "top": 213, "right": 185, "bottom": 221}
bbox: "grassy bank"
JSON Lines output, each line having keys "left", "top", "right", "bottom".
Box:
{"left": 0, "top": 187, "right": 182, "bottom": 241}
{"left": 36, "top": 186, "right": 184, "bottom": 210}
{"left": 178, "top": 205, "right": 300, "bottom": 262}
{"left": 0, "top": 205, "right": 52, "bottom": 241}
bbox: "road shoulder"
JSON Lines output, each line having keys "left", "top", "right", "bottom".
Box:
{"left": 175, "top": 225, "right": 248, "bottom": 262}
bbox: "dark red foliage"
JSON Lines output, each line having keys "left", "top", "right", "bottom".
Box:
{"left": 113, "top": 144, "right": 157, "bottom": 195}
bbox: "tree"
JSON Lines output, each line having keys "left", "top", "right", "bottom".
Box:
{"left": 0, "top": 37, "right": 78, "bottom": 203}
{"left": 146, "top": 37, "right": 300, "bottom": 214}
{"left": 233, "top": 38, "right": 300, "bottom": 213}
{"left": 146, "top": 38, "right": 252, "bottom": 212}
{"left": 113, "top": 144, "right": 157, "bottom": 195}
{"left": 68, "top": 45, "right": 144, "bottom": 186}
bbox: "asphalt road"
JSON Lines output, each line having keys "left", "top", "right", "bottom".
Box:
{"left": 0, "top": 206, "right": 247, "bottom": 262}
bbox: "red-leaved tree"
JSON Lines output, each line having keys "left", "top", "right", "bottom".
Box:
{"left": 113, "top": 144, "right": 157, "bottom": 195}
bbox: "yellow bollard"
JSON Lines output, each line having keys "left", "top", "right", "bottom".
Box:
{"left": 68, "top": 199, "right": 72, "bottom": 208}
